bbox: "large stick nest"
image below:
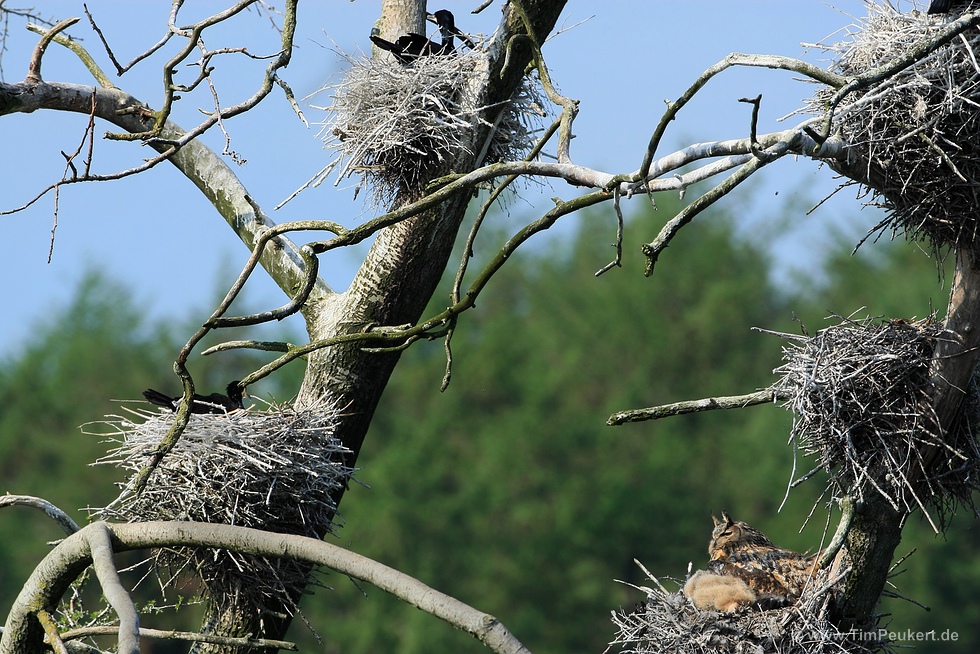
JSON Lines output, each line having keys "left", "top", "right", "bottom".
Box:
{"left": 89, "top": 399, "right": 352, "bottom": 614}
{"left": 771, "top": 315, "right": 980, "bottom": 527}
{"left": 809, "top": 1, "right": 980, "bottom": 253}
{"left": 312, "top": 41, "right": 545, "bottom": 206}
{"left": 609, "top": 567, "right": 885, "bottom": 654}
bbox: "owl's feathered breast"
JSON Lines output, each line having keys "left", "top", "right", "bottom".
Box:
{"left": 706, "top": 512, "right": 817, "bottom": 601}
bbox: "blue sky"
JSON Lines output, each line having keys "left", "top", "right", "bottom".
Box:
{"left": 1, "top": 0, "right": 909, "bottom": 354}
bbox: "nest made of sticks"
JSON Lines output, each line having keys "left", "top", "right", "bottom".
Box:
{"left": 807, "top": 1, "right": 980, "bottom": 254}
{"left": 609, "top": 567, "right": 885, "bottom": 654}
{"left": 771, "top": 315, "right": 980, "bottom": 528}
{"left": 311, "top": 39, "right": 546, "bottom": 206}
{"left": 88, "top": 398, "right": 352, "bottom": 614}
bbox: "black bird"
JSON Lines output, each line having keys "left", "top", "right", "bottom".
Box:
{"left": 370, "top": 9, "right": 473, "bottom": 64}
{"left": 928, "top": 0, "right": 970, "bottom": 14}
{"left": 370, "top": 32, "right": 439, "bottom": 64}
{"left": 143, "top": 381, "right": 246, "bottom": 414}
{"left": 427, "top": 9, "right": 476, "bottom": 51}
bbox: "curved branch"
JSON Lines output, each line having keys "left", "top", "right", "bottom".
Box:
{"left": 242, "top": 189, "right": 611, "bottom": 386}
{"left": 0, "top": 80, "right": 328, "bottom": 306}
{"left": 0, "top": 494, "right": 80, "bottom": 536}
{"left": 25, "top": 17, "right": 79, "bottom": 83}
{"left": 26, "top": 22, "right": 116, "bottom": 89}
{"left": 641, "top": 129, "right": 804, "bottom": 275}
{"left": 818, "top": 497, "right": 856, "bottom": 570}
{"left": 0, "top": 521, "right": 531, "bottom": 654}
{"left": 87, "top": 523, "right": 139, "bottom": 654}
{"left": 636, "top": 52, "right": 846, "bottom": 182}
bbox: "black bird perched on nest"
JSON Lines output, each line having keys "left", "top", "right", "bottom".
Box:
{"left": 370, "top": 9, "right": 474, "bottom": 64}
{"left": 143, "top": 381, "right": 246, "bottom": 414}
{"left": 928, "top": 0, "right": 971, "bottom": 13}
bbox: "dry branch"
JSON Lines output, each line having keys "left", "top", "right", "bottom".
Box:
{"left": 1, "top": 521, "right": 531, "bottom": 654}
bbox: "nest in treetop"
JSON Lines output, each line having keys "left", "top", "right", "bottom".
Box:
{"left": 809, "top": 2, "right": 980, "bottom": 254}
{"left": 88, "top": 398, "right": 352, "bottom": 615}
{"left": 608, "top": 567, "right": 884, "bottom": 654}
{"left": 771, "top": 315, "right": 980, "bottom": 528}
{"left": 312, "top": 39, "right": 546, "bottom": 206}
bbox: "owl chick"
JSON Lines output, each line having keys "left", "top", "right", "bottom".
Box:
{"left": 706, "top": 511, "right": 818, "bottom": 606}
{"left": 683, "top": 570, "right": 757, "bottom": 612}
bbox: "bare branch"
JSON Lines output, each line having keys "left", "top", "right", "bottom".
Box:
{"left": 0, "top": 494, "right": 80, "bottom": 536}
{"left": 0, "top": 521, "right": 532, "bottom": 654}
{"left": 641, "top": 129, "right": 805, "bottom": 275}
{"left": 201, "top": 340, "right": 295, "bottom": 355}
{"left": 25, "top": 21, "right": 116, "bottom": 88}
{"left": 634, "top": 52, "right": 846, "bottom": 184}
{"left": 25, "top": 17, "right": 79, "bottom": 83}
{"left": 34, "top": 611, "right": 68, "bottom": 654}
{"left": 60, "top": 625, "right": 297, "bottom": 651}
{"left": 818, "top": 497, "right": 856, "bottom": 570}
{"left": 86, "top": 523, "right": 139, "bottom": 654}
{"left": 606, "top": 388, "right": 789, "bottom": 426}
{"left": 594, "top": 185, "right": 623, "bottom": 277}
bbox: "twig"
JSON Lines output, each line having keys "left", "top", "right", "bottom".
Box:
{"left": 595, "top": 185, "right": 624, "bottom": 277}
{"left": 60, "top": 625, "right": 297, "bottom": 650}
{"left": 817, "top": 496, "right": 855, "bottom": 569}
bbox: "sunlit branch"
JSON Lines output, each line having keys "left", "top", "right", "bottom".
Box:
{"left": 34, "top": 610, "right": 67, "bottom": 654}
{"left": 641, "top": 128, "right": 804, "bottom": 275}
{"left": 606, "top": 387, "right": 789, "bottom": 426}
{"left": 87, "top": 523, "right": 139, "bottom": 654}
{"left": 1, "top": 521, "right": 532, "bottom": 654}
{"left": 634, "top": 53, "right": 846, "bottom": 184}
{"left": 240, "top": 189, "right": 611, "bottom": 386}
{"left": 201, "top": 340, "right": 296, "bottom": 355}
{"left": 0, "top": 495, "right": 80, "bottom": 536}
{"left": 59, "top": 625, "right": 298, "bottom": 651}
{"left": 25, "top": 17, "right": 78, "bottom": 83}
{"left": 26, "top": 21, "right": 116, "bottom": 88}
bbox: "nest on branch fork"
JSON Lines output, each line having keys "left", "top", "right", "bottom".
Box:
{"left": 89, "top": 398, "right": 351, "bottom": 614}
{"left": 608, "top": 567, "right": 884, "bottom": 654}
{"left": 809, "top": 2, "right": 980, "bottom": 254}
{"left": 313, "top": 39, "right": 545, "bottom": 206}
{"left": 771, "top": 315, "right": 980, "bottom": 528}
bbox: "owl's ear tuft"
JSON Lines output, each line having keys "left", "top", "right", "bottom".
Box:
{"left": 719, "top": 510, "right": 733, "bottom": 526}
{"left": 712, "top": 514, "right": 720, "bottom": 527}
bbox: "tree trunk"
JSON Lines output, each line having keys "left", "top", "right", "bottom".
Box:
{"left": 195, "top": 2, "right": 568, "bottom": 651}
{"left": 831, "top": 246, "right": 980, "bottom": 629}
